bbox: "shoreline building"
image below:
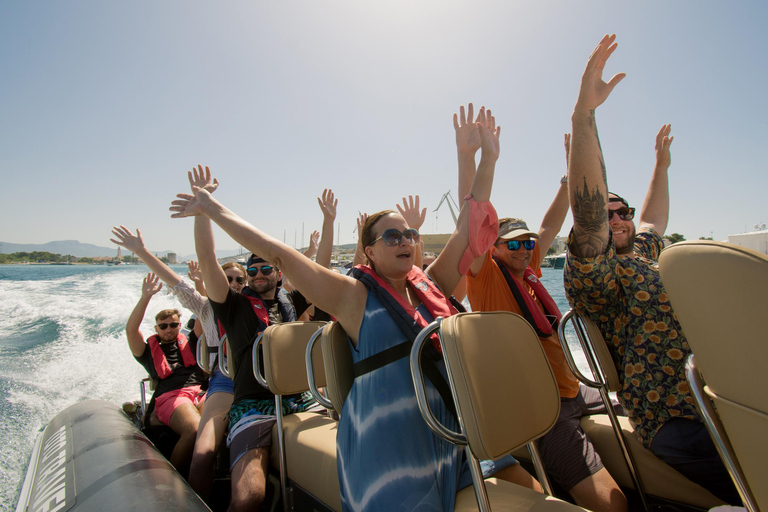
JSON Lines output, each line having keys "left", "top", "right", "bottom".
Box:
{"left": 728, "top": 226, "right": 768, "bottom": 255}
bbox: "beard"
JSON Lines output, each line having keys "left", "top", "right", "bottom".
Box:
{"left": 614, "top": 223, "right": 637, "bottom": 255}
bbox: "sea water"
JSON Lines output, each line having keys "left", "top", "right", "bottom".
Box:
{"left": 0, "top": 264, "right": 588, "bottom": 510}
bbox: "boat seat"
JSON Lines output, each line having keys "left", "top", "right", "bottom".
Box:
{"left": 195, "top": 332, "right": 210, "bottom": 373}
{"left": 557, "top": 310, "right": 725, "bottom": 509}
{"left": 411, "top": 311, "right": 589, "bottom": 512}
{"left": 660, "top": 240, "right": 768, "bottom": 511}
{"left": 255, "top": 321, "right": 341, "bottom": 512}
{"left": 218, "top": 334, "right": 236, "bottom": 379}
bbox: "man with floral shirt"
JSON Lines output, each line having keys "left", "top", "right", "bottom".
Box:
{"left": 563, "top": 34, "right": 739, "bottom": 504}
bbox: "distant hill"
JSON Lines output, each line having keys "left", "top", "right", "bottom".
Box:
{"left": 0, "top": 240, "right": 242, "bottom": 260}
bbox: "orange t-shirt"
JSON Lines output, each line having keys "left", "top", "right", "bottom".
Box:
{"left": 467, "top": 248, "right": 580, "bottom": 399}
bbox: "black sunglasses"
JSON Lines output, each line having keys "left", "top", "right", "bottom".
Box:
{"left": 608, "top": 207, "right": 636, "bottom": 221}
{"left": 247, "top": 265, "right": 275, "bottom": 277}
{"left": 368, "top": 228, "right": 420, "bottom": 247}
{"left": 496, "top": 239, "right": 536, "bottom": 251}
{"left": 227, "top": 276, "right": 246, "bottom": 284}
{"left": 157, "top": 322, "right": 180, "bottom": 330}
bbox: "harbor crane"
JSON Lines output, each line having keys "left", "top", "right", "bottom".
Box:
{"left": 434, "top": 191, "right": 460, "bottom": 227}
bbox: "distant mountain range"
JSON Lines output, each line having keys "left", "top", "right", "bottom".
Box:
{"left": 0, "top": 240, "right": 245, "bottom": 261}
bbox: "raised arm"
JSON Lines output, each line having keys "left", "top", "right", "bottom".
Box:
{"left": 638, "top": 124, "right": 673, "bottom": 235}
{"left": 170, "top": 175, "right": 368, "bottom": 342}
{"left": 455, "top": 103, "right": 483, "bottom": 201}
{"left": 352, "top": 212, "right": 368, "bottom": 267}
{"left": 187, "top": 166, "right": 230, "bottom": 304}
{"left": 125, "top": 273, "right": 162, "bottom": 357}
{"left": 316, "top": 189, "right": 337, "bottom": 268}
{"left": 303, "top": 231, "right": 320, "bottom": 260}
{"left": 569, "top": 34, "right": 626, "bottom": 258}
{"left": 430, "top": 107, "right": 500, "bottom": 295}
{"left": 397, "top": 195, "right": 426, "bottom": 270}
{"left": 536, "top": 135, "right": 571, "bottom": 266}
{"left": 111, "top": 226, "right": 182, "bottom": 288}
{"left": 187, "top": 261, "right": 208, "bottom": 296}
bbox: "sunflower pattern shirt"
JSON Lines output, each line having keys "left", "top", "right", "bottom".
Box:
{"left": 563, "top": 228, "right": 700, "bottom": 448}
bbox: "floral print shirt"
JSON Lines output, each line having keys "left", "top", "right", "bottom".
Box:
{"left": 564, "top": 229, "right": 699, "bottom": 448}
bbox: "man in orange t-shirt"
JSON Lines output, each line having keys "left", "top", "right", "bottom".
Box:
{"left": 465, "top": 204, "right": 627, "bottom": 512}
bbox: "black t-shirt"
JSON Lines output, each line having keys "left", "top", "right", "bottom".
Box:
{"left": 135, "top": 336, "right": 206, "bottom": 398}
{"left": 290, "top": 289, "right": 332, "bottom": 322}
{"left": 210, "top": 288, "right": 297, "bottom": 404}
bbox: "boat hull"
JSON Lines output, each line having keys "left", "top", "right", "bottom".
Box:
{"left": 15, "top": 400, "right": 209, "bottom": 512}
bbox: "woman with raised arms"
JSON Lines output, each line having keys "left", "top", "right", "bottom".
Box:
{"left": 170, "top": 105, "right": 540, "bottom": 511}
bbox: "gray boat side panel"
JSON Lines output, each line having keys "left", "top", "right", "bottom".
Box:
{"left": 18, "top": 400, "right": 210, "bottom": 512}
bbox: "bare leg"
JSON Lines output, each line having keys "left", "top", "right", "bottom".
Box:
{"left": 228, "top": 446, "right": 270, "bottom": 512}
{"left": 493, "top": 463, "right": 543, "bottom": 493}
{"left": 188, "top": 391, "right": 233, "bottom": 500}
{"left": 168, "top": 402, "right": 202, "bottom": 478}
{"left": 569, "top": 468, "right": 627, "bottom": 512}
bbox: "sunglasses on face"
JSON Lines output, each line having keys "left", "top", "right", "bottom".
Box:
{"left": 247, "top": 265, "right": 275, "bottom": 277}
{"left": 227, "top": 276, "right": 246, "bottom": 284}
{"left": 368, "top": 228, "right": 420, "bottom": 247}
{"left": 157, "top": 322, "right": 180, "bottom": 330}
{"left": 497, "top": 239, "right": 536, "bottom": 251}
{"left": 608, "top": 207, "right": 636, "bottom": 221}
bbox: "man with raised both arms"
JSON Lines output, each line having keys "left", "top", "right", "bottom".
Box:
{"left": 125, "top": 272, "right": 206, "bottom": 479}
{"left": 563, "top": 34, "right": 739, "bottom": 504}
{"left": 184, "top": 166, "right": 314, "bottom": 512}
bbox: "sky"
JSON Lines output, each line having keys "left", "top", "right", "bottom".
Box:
{"left": 1, "top": 1, "right": 766, "bottom": 256}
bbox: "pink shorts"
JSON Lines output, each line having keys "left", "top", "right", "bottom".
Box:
{"left": 154, "top": 385, "right": 205, "bottom": 427}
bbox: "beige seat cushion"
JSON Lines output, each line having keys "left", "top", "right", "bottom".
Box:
{"left": 321, "top": 322, "right": 354, "bottom": 415}
{"left": 270, "top": 412, "right": 342, "bottom": 511}
{"left": 262, "top": 321, "right": 328, "bottom": 395}
{"left": 439, "top": 312, "right": 560, "bottom": 460}
{"left": 454, "top": 478, "right": 587, "bottom": 512}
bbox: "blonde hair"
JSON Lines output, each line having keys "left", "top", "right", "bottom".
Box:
{"left": 221, "top": 262, "right": 246, "bottom": 276}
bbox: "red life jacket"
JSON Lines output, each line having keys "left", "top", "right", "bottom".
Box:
{"left": 353, "top": 264, "right": 457, "bottom": 350}
{"left": 147, "top": 333, "right": 197, "bottom": 379}
{"left": 493, "top": 257, "right": 562, "bottom": 337}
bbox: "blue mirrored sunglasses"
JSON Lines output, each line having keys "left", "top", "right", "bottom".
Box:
{"left": 247, "top": 265, "right": 274, "bottom": 276}
{"left": 496, "top": 239, "right": 536, "bottom": 251}
{"left": 368, "top": 228, "right": 420, "bottom": 247}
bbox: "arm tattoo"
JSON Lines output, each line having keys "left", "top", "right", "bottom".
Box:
{"left": 572, "top": 177, "right": 609, "bottom": 258}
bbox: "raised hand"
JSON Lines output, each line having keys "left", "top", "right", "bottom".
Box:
{"left": 110, "top": 225, "right": 146, "bottom": 254}
{"left": 476, "top": 107, "right": 501, "bottom": 161}
{"left": 187, "top": 260, "right": 203, "bottom": 284}
{"left": 188, "top": 165, "right": 219, "bottom": 194}
{"left": 453, "top": 103, "right": 482, "bottom": 155}
{"left": 396, "top": 195, "right": 427, "bottom": 230}
{"left": 575, "top": 34, "right": 626, "bottom": 113}
{"left": 170, "top": 188, "right": 212, "bottom": 218}
{"left": 142, "top": 272, "right": 163, "bottom": 298}
{"left": 655, "top": 124, "right": 673, "bottom": 169}
{"left": 317, "top": 188, "right": 338, "bottom": 220}
{"left": 308, "top": 230, "right": 320, "bottom": 253}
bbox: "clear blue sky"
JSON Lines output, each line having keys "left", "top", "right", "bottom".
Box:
{"left": 2, "top": 1, "right": 766, "bottom": 256}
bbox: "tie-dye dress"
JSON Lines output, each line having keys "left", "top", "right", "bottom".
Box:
{"left": 336, "top": 292, "right": 463, "bottom": 511}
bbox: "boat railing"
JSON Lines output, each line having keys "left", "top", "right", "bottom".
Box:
{"left": 557, "top": 309, "right": 651, "bottom": 512}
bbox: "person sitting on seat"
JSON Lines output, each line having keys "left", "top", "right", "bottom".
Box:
{"left": 125, "top": 272, "right": 206, "bottom": 478}
{"left": 169, "top": 106, "right": 541, "bottom": 512}
{"left": 457, "top": 106, "right": 627, "bottom": 512}
{"left": 563, "top": 34, "right": 739, "bottom": 504}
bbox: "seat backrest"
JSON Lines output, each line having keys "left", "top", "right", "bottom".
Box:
{"left": 262, "top": 321, "right": 328, "bottom": 395}
{"left": 439, "top": 311, "right": 561, "bottom": 461}
{"left": 659, "top": 241, "right": 768, "bottom": 412}
{"left": 660, "top": 240, "right": 768, "bottom": 507}
{"left": 578, "top": 314, "right": 622, "bottom": 392}
{"left": 196, "top": 333, "right": 209, "bottom": 373}
{"left": 320, "top": 321, "right": 354, "bottom": 415}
